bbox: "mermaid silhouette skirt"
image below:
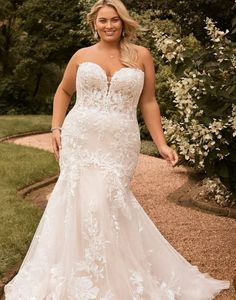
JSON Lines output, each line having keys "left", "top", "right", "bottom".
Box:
{"left": 4, "top": 62, "right": 230, "bottom": 299}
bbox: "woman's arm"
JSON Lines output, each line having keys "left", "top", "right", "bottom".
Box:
{"left": 138, "top": 47, "right": 178, "bottom": 166}
{"left": 51, "top": 53, "right": 78, "bottom": 128}
{"left": 51, "top": 52, "right": 78, "bottom": 161}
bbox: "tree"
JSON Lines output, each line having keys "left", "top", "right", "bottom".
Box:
{"left": 0, "top": 0, "right": 93, "bottom": 114}
{"left": 0, "top": 0, "right": 26, "bottom": 76}
{"left": 165, "top": 0, "right": 236, "bottom": 42}
{"left": 125, "top": 0, "right": 236, "bottom": 43}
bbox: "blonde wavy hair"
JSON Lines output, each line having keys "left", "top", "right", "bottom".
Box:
{"left": 87, "top": 0, "right": 141, "bottom": 68}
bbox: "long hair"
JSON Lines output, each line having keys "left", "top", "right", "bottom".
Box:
{"left": 87, "top": 0, "right": 141, "bottom": 68}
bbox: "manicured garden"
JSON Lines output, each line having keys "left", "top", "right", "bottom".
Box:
{"left": 0, "top": 115, "right": 51, "bottom": 138}
{"left": 0, "top": 116, "right": 59, "bottom": 276}
{"left": 0, "top": 0, "right": 235, "bottom": 282}
{"left": 1, "top": 0, "right": 235, "bottom": 207}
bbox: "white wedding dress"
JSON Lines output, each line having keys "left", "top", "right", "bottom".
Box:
{"left": 4, "top": 62, "right": 230, "bottom": 299}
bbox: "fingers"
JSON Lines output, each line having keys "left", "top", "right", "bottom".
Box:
{"left": 165, "top": 149, "right": 178, "bottom": 167}
{"left": 51, "top": 132, "right": 62, "bottom": 162}
{"left": 170, "top": 150, "right": 178, "bottom": 166}
{"left": 52, "top": 140, "right": 59, "bottom": 161}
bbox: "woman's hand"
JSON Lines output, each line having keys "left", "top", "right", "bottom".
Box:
{"left": 51, "top": 129, "right": 61, "bottom": 161}
{"left": 158, "top": 144, "right": 178, "bottom": 167}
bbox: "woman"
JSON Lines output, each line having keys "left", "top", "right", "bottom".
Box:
{"left": 5, "top": 0, "right": 230, "bottom": 299}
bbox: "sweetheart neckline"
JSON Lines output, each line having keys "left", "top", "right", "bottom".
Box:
{"left": 77, "top": 61, "right": 144, "bottom": 83}
{"left": 77, "top": 61, "right": 144, "bottom": 96}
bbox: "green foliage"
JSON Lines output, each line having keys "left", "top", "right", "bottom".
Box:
{"left": 200, "top": 177, "right": 235, "bottom": 207}
{"left": 192, "top": 20, "right": 236, "bottom": 195}
{"left": 134, "top": 10, "right": 203, "bottom": 139}
{"left": 0, "top": 0, "right": 94, "bottom": 114}
{"left": 156, "top": 18, "right": 236, "bottom": 202}
{"left": 18, "top": 0, "right": 92, "bottom": 63}
{"left": 162, "top": 0, "right": 235, "bottom": 43}
{"left": 124, "top": 0, "right": 158, "bottom": 10}
{"left": 125, "top": 0, "right": 236, "bottom": 42}
{"left": 0, "top": 0, "right": 26, "bottom": 76}
{"left": 134, "top": 11, "right": 183, "bottom": 138}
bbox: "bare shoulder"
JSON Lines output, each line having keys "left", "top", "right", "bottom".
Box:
{"left": 70, "top": 45, "right": 96, "bottom": 65}
{"left": 131, "top": 44, "right": 153, "bottom": 69}
{"left": 133, "top": 44, "right": 151, "bottom": 55}
{"left": 132, "top": 44, "right": 152, "bottom": 59}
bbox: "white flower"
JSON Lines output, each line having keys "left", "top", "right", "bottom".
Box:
{"left": 205, "top": 17, "right": 228, "bottom": 43}
{"left": 74, "top": 276, "right": 99, "bottom": 299}
{"left": 201, "top": 177, "right": 233, "bottom": 206}
{"left": 154, "top": 29, "right": 185, "bottom": 63}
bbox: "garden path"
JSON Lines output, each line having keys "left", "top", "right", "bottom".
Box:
{"left": 10, "top": 133, "right": 236, "bottom": 299}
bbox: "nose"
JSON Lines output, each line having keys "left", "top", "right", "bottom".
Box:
{"left": 105, "top": 20, "right": 113, "bottom": 28}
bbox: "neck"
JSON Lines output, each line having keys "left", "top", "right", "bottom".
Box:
{"left": 97, "top": 39, "right": 121, "bottom": 50}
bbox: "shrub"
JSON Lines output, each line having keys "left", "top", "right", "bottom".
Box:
{"left": 154, "top": 17, "right": 236, "bottom": 203}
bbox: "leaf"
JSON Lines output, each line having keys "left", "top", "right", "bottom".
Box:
{"left": 232, "top": 17, "right": 236, "bottom": 28}
{"left": 226, "top": 153, "right": 236, "bottom": 163}
{"left": 216, "top": 161, "right": 230, "bottom": 178}
{"left": 220, "top": 144, "right": 229, "bottom": 156}
{"left": 204, "top": 158, "right": 215, "bottom": 177}
{"left": 219, "top": 177, "right": 231, "bottom": 190}
{"left": 231, "top": 28, "right": 236, "bottom": 35}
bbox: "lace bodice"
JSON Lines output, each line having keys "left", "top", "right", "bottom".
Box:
{"left": 74, "top": 62, "right": 145, "bottom": 119}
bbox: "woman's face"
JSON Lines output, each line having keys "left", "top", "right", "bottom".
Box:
{"left": 94, "top": 5, "right": 123, "bottom": 42}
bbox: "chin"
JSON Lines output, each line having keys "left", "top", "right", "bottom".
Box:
{"left": 102, "top": 36, "right": 121, "bottom": 42}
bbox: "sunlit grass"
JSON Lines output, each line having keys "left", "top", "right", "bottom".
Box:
{"left": 0, "top": 115, "right": 51, "bottom": 138}
{"left": 0, "top": 142, "right": 59, "bottom": 276}
{"left": 0, "top": 115, "right": 58, "bottom": 276}
{"left": 141, "top": 140, "right": 159, "bottom": 157}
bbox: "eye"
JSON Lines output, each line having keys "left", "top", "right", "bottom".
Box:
{"left": 98, "top": 18, "right": 107, "bottom": 23}
{"left": 112, "top": 18, "right": 120, "bottom": 23}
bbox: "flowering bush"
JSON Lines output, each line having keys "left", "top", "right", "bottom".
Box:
{"left": 154, "top": 31, "right": 185, "bottom": 64}
{"left": 154, "top": 17, "right": 236, "bottom": 204}
{"left": 200, "top": 177, "right": 235, "bottom": 207}
{"left": 204, "top": 17, "right": 229, "bottom": 43}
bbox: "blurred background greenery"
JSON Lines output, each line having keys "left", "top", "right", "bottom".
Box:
{"left": 0, "top": 0, "right": 235, "bottom": 115}
{"left": 0, "top": 0, "right": 235, "bottom": 202}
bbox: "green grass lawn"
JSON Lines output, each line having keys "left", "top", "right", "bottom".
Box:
{"left": 141, "top": 140, "right": 159, "bottom": 157}
{"left": 0, "top": 115, "right": 51, "bottom": 138}
{"left": 0, "top": 115, "right": 59, "bottom": 276}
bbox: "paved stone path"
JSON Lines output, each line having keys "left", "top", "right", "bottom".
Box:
{"left": 8, "top": 133, "right": 236, "bottom": 299}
